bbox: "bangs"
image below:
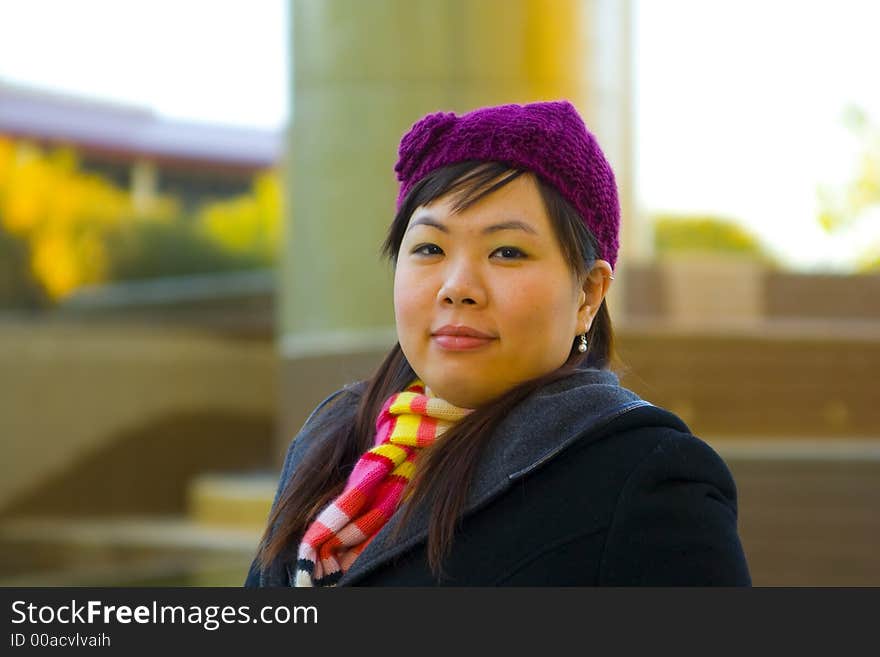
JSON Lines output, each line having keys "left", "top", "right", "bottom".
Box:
{"left": 382, "top": 161, "right": 525, "bottom": 263}
{"left": 439, "top": 163, "right": 525, "bottom": 215}
{"left": 382, "top": 160, "right": 597, "bottom": 284}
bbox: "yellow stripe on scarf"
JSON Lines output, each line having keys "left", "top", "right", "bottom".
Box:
{"left": 391, "top": 459, "right": 416, "bottom": 480}
{"left": 390, "top": 413, "right": 422, "bottom": 446}
{"left": 389, "top": 391, "right": 422, "bottom": 414}
{"left": 371, "top": 443, "right": 409, "bottom": 467}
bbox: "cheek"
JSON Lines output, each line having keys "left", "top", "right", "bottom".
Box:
{"left": 394, "top": 291, "right": 415, "bottom": 326}
{"left": 503, "top": 278, "right": 571, "bottom": 319}
{"left": 393, "top": 269, "right": 430, "bottom": 326}
{"left": 499, "top": 278, "right": 577, "bottom": 342}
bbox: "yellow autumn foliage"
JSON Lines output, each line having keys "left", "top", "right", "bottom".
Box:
{"left": 0, "top": 134, "right": 280, "bottom": 302}
{"left": 0, "top": 136, "right": 177, "bottom": 298}
{"left": 653, "top": 214, "right": 770, "bottom": 260}
{"left": 196, "top": 171, "right": 281, "bottom": 261}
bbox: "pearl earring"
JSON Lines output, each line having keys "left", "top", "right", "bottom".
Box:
{"left": 578, "top": 334, "right": 588, "bottom": 353}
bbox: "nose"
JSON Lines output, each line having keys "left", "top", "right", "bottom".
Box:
{"left": 437, "top": 257, "right": 486, "bottom": 306}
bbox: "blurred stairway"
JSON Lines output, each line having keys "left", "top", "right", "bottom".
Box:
{"left": 717, "top": 439, "right": 880, "bottom": 586}
{"left": 0, "top": 473, "right": 275, "bottom": 587}
{"left": 2, "top": 442, "right": 877, "bottom": 586}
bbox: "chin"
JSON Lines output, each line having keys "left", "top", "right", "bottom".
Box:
{"left": 428, "top": 380, "right": 491, "bottom": 409}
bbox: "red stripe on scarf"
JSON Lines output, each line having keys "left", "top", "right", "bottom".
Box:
{"left": 417, "top": 415, "right": 438, "bottom": 447}
{"left": 335, "top": 487, "right": 367, "bottom": 518}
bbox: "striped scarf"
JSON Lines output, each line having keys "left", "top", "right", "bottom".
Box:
{"left": 294, "top": 379, "right": 473, "bottom": 586}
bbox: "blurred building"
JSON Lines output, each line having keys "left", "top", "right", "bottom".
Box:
{"left": 0, "top": 81, "right": 281, "bottom": 210}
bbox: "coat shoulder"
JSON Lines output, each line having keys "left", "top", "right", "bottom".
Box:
{"left": 597, "top": 405, "right": 738, "bottom": 502}
{"left": 278, "top": 381, "right": 366, "bottom": 476}
{"left": 588, "top": 410, "right": 751, "bottom": 585}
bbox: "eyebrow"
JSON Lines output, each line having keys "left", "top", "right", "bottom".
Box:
{"left": 406, "top": 215, "right": 539, "bottom": 236}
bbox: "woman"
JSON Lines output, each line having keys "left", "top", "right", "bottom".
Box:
{"left": 245, "top": 100, "right": 751, "bottom": 586}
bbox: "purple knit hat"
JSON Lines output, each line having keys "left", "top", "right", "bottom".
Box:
{"left": 394, "top": 100, "right": 620, "bottom": 269}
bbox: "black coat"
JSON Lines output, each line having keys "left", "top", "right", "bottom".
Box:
{"left": 246, "top": 368, "right": 751, "bottom": 586}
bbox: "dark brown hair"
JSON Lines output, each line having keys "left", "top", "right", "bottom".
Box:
{"left": 255, "top": 161, "right": 616, "bottom": 578}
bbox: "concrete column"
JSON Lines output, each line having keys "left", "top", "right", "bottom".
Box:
{"left": 130, "top": 158, "right": 157, "bottom": 214}
{"left": 586, "top": 0, "right": 640, "bottom": 322}
{"left": 278, "top": 0, "right": 635, "bottom": 455}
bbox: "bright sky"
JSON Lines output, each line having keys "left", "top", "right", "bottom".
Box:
{"left": 0, "top": 0, "right": 289, "bottom": 129}
{"left": 636, "top": 0, "right": 880, "bottom": 270}
{"left": 1, "top": 0, "right": 878, "bottom": 271}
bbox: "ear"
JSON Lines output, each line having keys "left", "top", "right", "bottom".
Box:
{"left": 576, "top": 259, "right": 614, "bottom": 332}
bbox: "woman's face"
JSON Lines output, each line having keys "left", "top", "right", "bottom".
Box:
{"left": 394, "top": 173, "right": 595, "bottom": 408}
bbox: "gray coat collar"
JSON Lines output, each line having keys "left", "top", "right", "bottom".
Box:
{"left": 295, "top": 367, "right": 652, "bottom": 586}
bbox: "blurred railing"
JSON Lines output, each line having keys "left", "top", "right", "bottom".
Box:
{"left": 54, "top": 268, "right": 276, "bottom": 338}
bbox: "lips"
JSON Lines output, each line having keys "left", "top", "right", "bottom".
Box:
{"left": 431, "top": 325, "right": 496, "bottom": 351}
{"left": 432, "top": 325, "right": 495, "bottom": 339}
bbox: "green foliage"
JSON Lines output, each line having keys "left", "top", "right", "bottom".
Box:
{"left": 817, "top": 105, "right": 880, "bottom": 233}
{"left": 103, "top": 218, "right": 269, "bottom": 282}
{"left": 855, "top": 244, "right": 880, "bottom": 273}
{"left": 0, "top": 225, "right": 48, "bottom": 309}
{"left": 653, "top": 214, "right": 770, "bottom": 260}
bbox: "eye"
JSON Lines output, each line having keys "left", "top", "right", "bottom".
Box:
{"left": 412, "top": 243, "right": 443, "bottom": 256}
{"left": 491, "top": 246, "right": 527, "bottom": 260}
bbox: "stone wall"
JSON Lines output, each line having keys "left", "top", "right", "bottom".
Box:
{"left": 0, "top": 320, "right": 277, "bottom": 518}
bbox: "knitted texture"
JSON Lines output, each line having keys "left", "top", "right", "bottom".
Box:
{"left": 394, "top": 100, "right": 621, "bottom": 268}
{"left": 295, "top": 380, "right": 472, "bottom": 586}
